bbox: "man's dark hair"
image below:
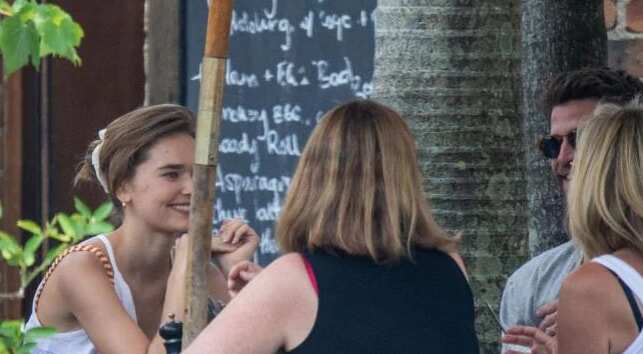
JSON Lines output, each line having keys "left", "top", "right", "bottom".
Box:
{"left": 544, "top": 67, "right": 643, "bottom": 113}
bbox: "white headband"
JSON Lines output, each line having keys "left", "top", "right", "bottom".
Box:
{"left": 91, "top": 129, "right": 109, "bottom": 193}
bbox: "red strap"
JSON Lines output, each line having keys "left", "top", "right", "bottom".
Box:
{"left": 302, "top": 255, "right": 319, "bottom": 295}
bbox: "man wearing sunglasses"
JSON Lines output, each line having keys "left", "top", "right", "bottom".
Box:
{"left": 500, "top": 67, "right": 643, "bottom": 353}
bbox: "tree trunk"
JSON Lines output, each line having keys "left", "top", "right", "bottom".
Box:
{"left": 373, "top": 1, "right": 525, "bottom": 352}
{"left": 521, "top": 0, "right": 607, "bottom": 256}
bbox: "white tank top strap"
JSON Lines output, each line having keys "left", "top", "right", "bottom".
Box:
{"left": 593, "top": 255, "right": 643, "bottom": 300}
{"left": 592, "top": 254, "right": 643, "bottom": 354}
{"left": 96, "top": 234, "right": 137, "bottom": 322}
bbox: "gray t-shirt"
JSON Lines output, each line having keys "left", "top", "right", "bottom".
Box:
{"left": 499, "top": 240, "right": 582, "bottom": 352}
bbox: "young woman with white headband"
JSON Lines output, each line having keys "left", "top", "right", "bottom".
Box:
{"left": 24, "top": 104, "right": 259, "bottom": 354}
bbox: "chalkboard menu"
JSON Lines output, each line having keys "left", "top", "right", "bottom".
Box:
{"left": 183, "top": 0, "right": 376, "bottom": 264}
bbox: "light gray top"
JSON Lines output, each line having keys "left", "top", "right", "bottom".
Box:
{"left": 499, "top": 240, "right": 582, "bottom": 353}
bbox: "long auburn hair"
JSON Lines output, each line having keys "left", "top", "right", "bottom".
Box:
{"left": 568, "top": 100, "right": 643, "bottom": 259}
{"left": 277, "top": 100, "right": 457, "bottom": 263}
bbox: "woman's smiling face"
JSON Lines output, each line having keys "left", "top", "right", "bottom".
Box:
{"left": 118, "top": 133, "right": 195, "bottom": 235}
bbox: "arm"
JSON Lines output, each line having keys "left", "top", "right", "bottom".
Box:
{"left": 556, "top": 264, "right": 612, "bottom": 354}
{"left": 184, "top": 253, "right": 317, "bottom": 354}
{"left": 55, "top": 251, "right": 180, "bottom": 354}
{"left": 207, "top": 262, "right": 231, "bottom": 302}
{"left": 502, "top": 263, "right": 615, "bottom": 354}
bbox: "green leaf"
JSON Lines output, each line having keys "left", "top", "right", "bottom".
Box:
{"left": 0, "top": 320, "right": 22, "bottom": 349}
{"left": 35, "top": 5, "right": 83, "bottom": 65}
{"left": 33, "top": 3, "right": 63, "bottom": 27}
{"left": 74, "top": 197, "right": 91, "bottom": 219}
{"left": 14, "top": 1, "right": 36, "bottom": 22}
{"left": 17, "top": 343, "right": 37, "bottom": 354}
{"left": 0, "top": 338, "right": 8, "bottom": 354}
{"left": 0, "top": 231, "right": 21, "bottom": 252}
{"left": 10, "top": 0, "right": 29, "bottom": 14}
{"left": 0, "top": 9, "right": 39, "bottom": 76}
{"left": 23, "top": 234, "right": 44, "bottom": 267}
{"left": 43, "top": 243, "right": 67, "bottom": 267}
{"left": 0, "top": 201, "right": 3, "bottom": 219}
{"left": 55, "top": 213, "right": 76, "bottom": 238}
{"left": 86, "top": 221, "right": 113, "bottom": 236}
{"left": 16, "top": 219, "right": 42, "bottom": 236}
{"left": 92, "top": 202, "right": 113, "bottom": 222}
{"left": 23, "top": 326, "right": 56, "bottom": 342}
{"left": 0, "top": 231, "right": 22, "bottom": 262}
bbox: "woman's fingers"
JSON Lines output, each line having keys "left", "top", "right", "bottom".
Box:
{"left": 227, "top": 261, "right": 262, "bottom": 297}
{"left": 217, "top": 219, "right": 256, "bottom": 245}
{"left": 545, "top": 324, "right": 557, "bottom": 337}
{"left": 502, "top": 326, "right": 556, "bottom": 354}
{"left": 538, "top": 311, "right": 558, "bottom": 334}
{"left": 502, "top": 333, "right": 534, "bottom": 348}
{"left": 231, "top": 224, "right": 249, "bottom": 244}
{"left": 210, "top": 237, "right": 238, "bottom": 253}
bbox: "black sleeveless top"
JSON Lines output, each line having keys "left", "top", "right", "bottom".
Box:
{"left": 288, "top": 248, "right": 479, "bottom": 354}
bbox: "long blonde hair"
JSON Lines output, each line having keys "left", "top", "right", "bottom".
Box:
{"left": 277, "top": 100, "right": 457, "bottom": 263}
{"left": 568, "top": 100, "right": 643, "bottom": 259}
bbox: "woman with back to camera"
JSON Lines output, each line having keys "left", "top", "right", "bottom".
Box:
{"left": 24, "top": 104, "right": 259, "bottom": 354}
{"left": 502, "top": 100, "right": 643, "bottom": 354}
{"left": 184, "top": 99, "right": 480, "bottom": 354}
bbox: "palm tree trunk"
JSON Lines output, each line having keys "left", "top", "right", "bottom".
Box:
{"left": 373, "top": 1, "right": 525, "bottom": 352}
{"left": 521, "top": 0, "right": 606, "bottom": 256}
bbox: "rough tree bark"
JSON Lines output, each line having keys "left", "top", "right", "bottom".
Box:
{"left": 373, "top": 1, "right": 525, "bottom": 352}
{"left": 521, "top": 0, "right": 607, "bottom": 256}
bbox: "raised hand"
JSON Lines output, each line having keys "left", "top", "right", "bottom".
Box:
{"left": 502, "top": 325, "right": 557, "bottom": 354}
{"left": 211, "top": 219, "right": 260, "bottom": 276}
{"left": 227, "top": 261, "right": 263, "bottom": 298}
{"left": 537, "top": 300, "right": 558, "bottom": 336}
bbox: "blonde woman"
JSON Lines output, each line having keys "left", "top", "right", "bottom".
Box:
{"left": 503, "top": 101, "right": 643, "bottom": 354}
{"left": 184, "top": 100, "right": 479, "bottom": 354}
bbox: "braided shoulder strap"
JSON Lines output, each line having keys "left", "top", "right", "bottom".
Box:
{"left": 35, "top": 244, "right": 115, "bottom": 311}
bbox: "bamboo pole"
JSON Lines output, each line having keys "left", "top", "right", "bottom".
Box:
{"left": 182, "top": 0, "right": 235, "bottom": 347}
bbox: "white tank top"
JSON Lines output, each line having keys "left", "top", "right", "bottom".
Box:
{"left": 25, "top": 235, "right": 137, "bottom": 354}
{"left": 593, "top": 254, "right": 643, "bottom": 354}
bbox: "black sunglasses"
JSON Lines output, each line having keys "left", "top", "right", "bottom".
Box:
{"left": 538, "top": 130, "right": 576, "bottom": 159}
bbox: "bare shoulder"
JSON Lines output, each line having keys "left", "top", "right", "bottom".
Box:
{"left": 37, "top": 245, "right": 119, "bottom": 329}
{"left": 185, "top": 252, "right": 316, "bottom": 354}
{"left": 55, "top": 248, "right": 111, "bottom": 283}
{"left": 267, "top": 252, "right": 307, "bottom": 272}
{"left": 46, "top": 251, "right": 114, "bottom": 310}
{"left": 556, "top": 262, "right": 620, "bottom": 353}
{"left": 561, "top": 262, "right": 615, "bottom": 300}
{"left": 248, "top": 252, "right": 309, "bottom": 294}
{"left": 558, "top": 262, "right": 619, "bottom": 321}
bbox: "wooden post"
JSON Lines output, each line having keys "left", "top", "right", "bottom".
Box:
{"left": 182, "top": 0, "right": 234, "bottom": 347}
